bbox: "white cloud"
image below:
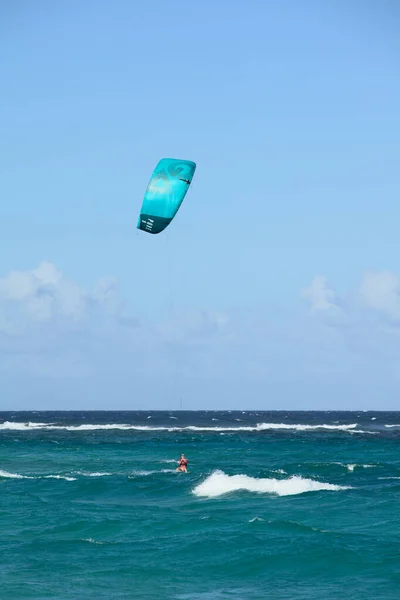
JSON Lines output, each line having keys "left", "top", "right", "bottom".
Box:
{"left": 301, "top": 269, "right": 400, "bottom": 333}
{"left": 0, "top": 261, "right": 126, "bottom": 331}
{"left": 359, "top": 270, "right": 400, "bottom": 322}
{"left": 301, "top": 275, "right": 338, "bottom": 311}
{"left": 4, "top": 262, "right": 400, "bottom": 409}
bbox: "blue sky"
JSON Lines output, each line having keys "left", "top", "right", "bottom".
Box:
{"left": 1, "top": 0, "right": 399, "bottom": 410}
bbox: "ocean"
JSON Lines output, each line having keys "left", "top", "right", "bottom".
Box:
{"left": 1, "top": 411, "right": 399, "bottom": 599}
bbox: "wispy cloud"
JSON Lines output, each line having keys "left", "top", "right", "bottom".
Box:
{"left": 358, "top": 270, "right": 400, "bottom": 323}
{"left": 0, "top": 261, "right": 130, "bottom": 333}
{"left": 302, "top": 269, "right": 400, "bottom": 329}
{"left": 301, "top": 275, "right": 338, "bottom": 311}
{"left": 2, "top": 262, "right": 400, "bottom": 409}
{"left": 0, "top": 261, "right": 234, "bottom": 406}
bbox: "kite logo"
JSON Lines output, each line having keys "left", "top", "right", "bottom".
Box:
{"left": 142, "top": 218, "right": 154, "bottom": 231}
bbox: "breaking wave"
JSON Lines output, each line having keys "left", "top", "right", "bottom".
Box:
{"left": 0, "top": 421, "right": 359, "bottom": 433}
{"left": 192, "top": 470, "right": 349, "bottom": 498}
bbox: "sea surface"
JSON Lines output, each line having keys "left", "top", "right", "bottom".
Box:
{"left": 1, "top": 411, "right": 400, "bottom": 599}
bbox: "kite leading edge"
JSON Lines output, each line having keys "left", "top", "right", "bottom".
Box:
{"left": 137, "top": 158, "right": 196, "bottom": 234}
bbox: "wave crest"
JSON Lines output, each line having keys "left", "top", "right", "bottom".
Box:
{"left": 0, "top": 421, "right": 358, "bottom": 433}
{"left": 192, "top": 470, "right": 349, "bottom": 498}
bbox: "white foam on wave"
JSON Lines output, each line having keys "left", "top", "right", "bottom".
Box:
{"left": 179, "top": 423, "right": 358, "bottom": 432}
{"left": 74, "top": 471, "right": 112, "bottom": 477}
{"left": 0, "top": 421, "right": 359, "bottom": 433}
{"left": 336, "top": 463, "right": 375, "bottom": 472}
{"left": 0, "top": 421, "right": 54, "bottom": 431}
{"left": 44, "top": 475, "right": 77, "bottom": 481}
{"left": 128, "top": 468, "right": 175, "bottom": 477}
{"left": 1, "top": 468, "right": 176, "bottom": 481}
{"left": 385, "top": 424, "right": 400, "bottom": 428}
{"left": 0, "top": 421, "right": 161, "bottom": 432}
{"left": 0, "top": 469, "right": 76, "bottom": 481}
{"left": 0, "top": 469, "right": 29, "bottom": 479}
{"left": 192, "top": 470, "right": 349, "bottom": 498}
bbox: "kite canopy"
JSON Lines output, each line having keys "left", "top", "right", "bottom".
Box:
{"left": 137, "top": 158, "right": 196, "bottom": 234}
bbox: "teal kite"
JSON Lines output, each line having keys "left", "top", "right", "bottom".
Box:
{"left": 137, "top": 158, "right": 196, "bottom": 234}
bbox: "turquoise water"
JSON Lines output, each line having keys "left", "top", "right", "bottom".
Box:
{"left": 1, "top": 411, "right": 400, "bottom": 599}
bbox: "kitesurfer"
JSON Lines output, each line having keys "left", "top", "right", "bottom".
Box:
{"left": 176, "top": 454, "right": 188, "bottom": 473}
